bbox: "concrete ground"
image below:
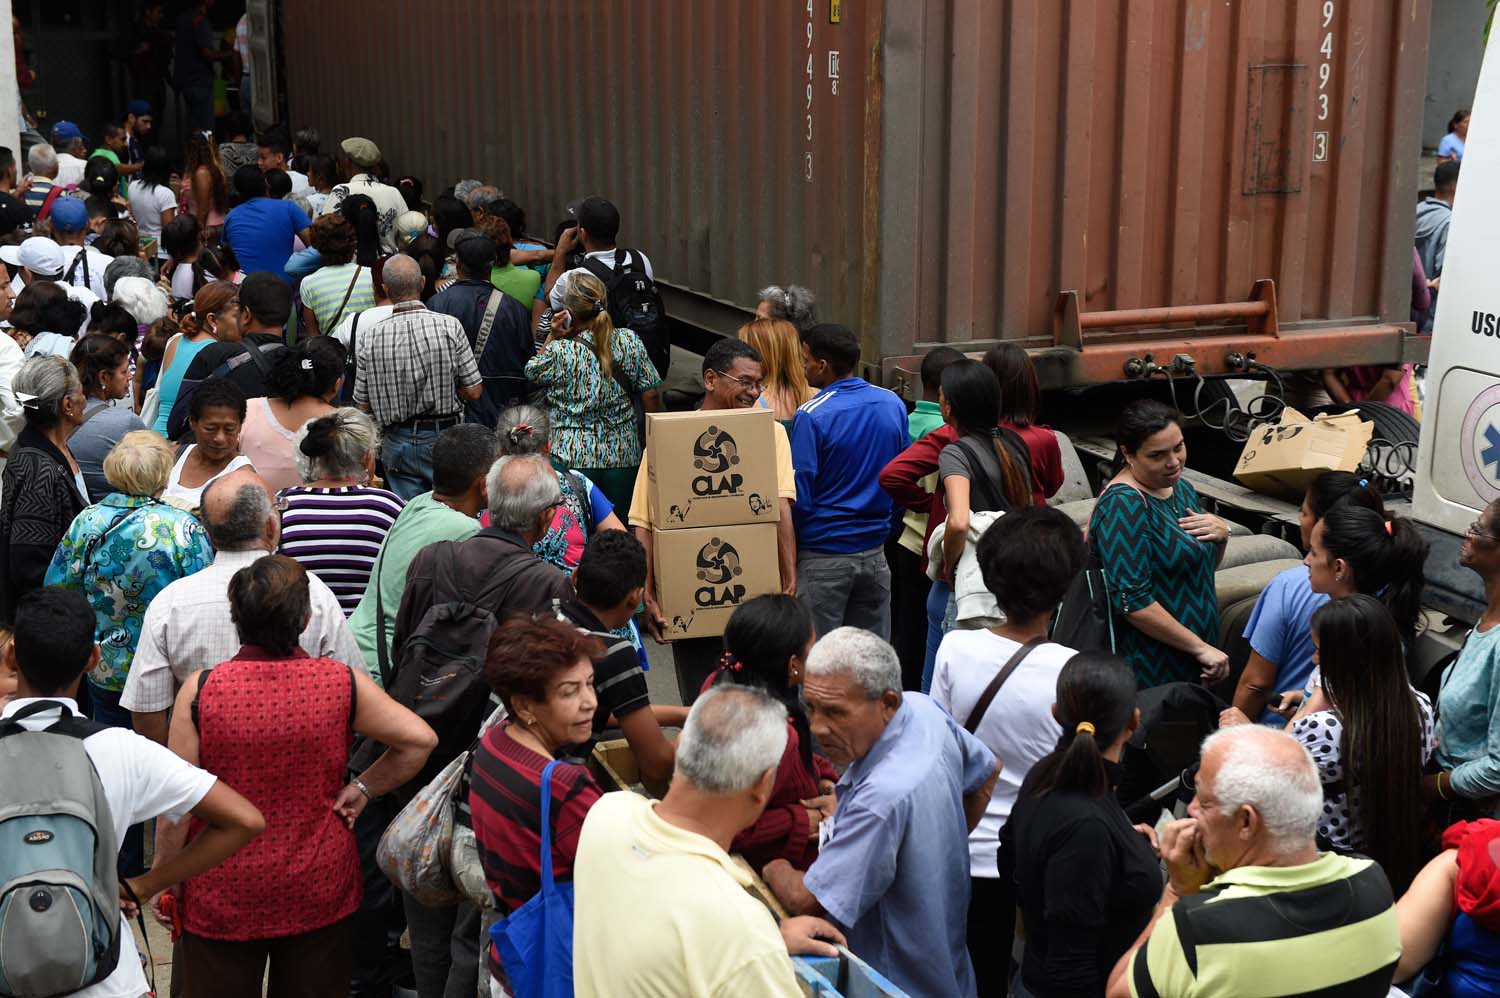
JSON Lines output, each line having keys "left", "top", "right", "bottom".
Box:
{"left": 131, "top": 637, "right": 688, "bottom": 994}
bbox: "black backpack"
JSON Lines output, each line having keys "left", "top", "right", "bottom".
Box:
{"left": 351, "top": 541, "right": 535, "bottom": 800}
{"left": 165, "top": 338, "right": 285, "bottom": 440}
{"left": 582, "top": 249, "right": 670, "bottom": 378}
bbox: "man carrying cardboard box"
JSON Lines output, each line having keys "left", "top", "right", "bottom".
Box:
{"left": 632, "top": 338, "right": 798, "bottom": 701}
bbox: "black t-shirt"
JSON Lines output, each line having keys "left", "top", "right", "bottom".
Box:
{"left": 555, "top": 599, "right": 651, "bottom": 747}
{"left": 0, "top": 192, "right": 32, "bottom": 231}
{"left": 184, "top": 331, "right": 287, "bottom": 399}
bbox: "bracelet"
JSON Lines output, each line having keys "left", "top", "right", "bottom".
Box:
{"left": 351, "top": 777, "right": 373, "bottom": 800}
{"left": 1436, "top": 772, "right": 1450, "bottom": 801}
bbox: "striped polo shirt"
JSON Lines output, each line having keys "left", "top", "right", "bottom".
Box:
{"left": 301, "top": 262, "right": 376, "bottom": 333}
{"left": 1130, "top": 852, "right": 1399, "bottom": 997}
{"left": 277, "top": 484, "right": 405, "bottom": 616}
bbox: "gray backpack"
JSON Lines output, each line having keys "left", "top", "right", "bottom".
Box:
{"left": 0, "top": 700, "right": 123, "bottom": 998}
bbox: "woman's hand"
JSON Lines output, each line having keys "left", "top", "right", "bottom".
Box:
{"left": 1270, "top": 689, "right": 1304, "bottom": 722}
{"left": 801, "top": 790, "right": 837, "bottom": 822}
{"left": 332, "top": 783, "right": 370, "bottom": 828}
{"left": 1194, "top": 643, "right": 1230, "bottom": 682}
{"left": 1179, "top": 512, "right": 1231, "bottom": 545}
{"left": 1218, "top": 706, "right": 1252, "bottom": 728}
{"left": 1133, "top": 823, "right": 1161, "bottom": 857}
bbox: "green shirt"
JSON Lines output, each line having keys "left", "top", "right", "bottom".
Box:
{"left": 907, "top": 399, "right": 945, "bottom": 443}
{"left": 89, "top": 148, "right": 125, "bottom": 197}
{"left": 348, "top": 492, "right": 480, "bottom": 683}
{"left": 491, "top": 262, "right": 543, "bottom": 310}
{"left": 1130, "top": 852, "right": 1398, "bottom": 997}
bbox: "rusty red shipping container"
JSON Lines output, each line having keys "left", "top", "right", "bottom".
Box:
{"left": 279, "top": 0, "right": 1430, "bottom": 387}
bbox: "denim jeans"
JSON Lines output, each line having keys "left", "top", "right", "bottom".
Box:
{"left": 797, "top": 547, "right": 892, "bottom": 640}
{"left": 381, "top": 424, "right": 442, "bottom": 501}
{"left": 87, "top": 681, "right": 144, "bottom": 877}
{"left": 921, "top": 581, "right": 959, "bottom": 693}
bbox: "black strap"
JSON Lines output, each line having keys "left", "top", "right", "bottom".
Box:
{"left": 118, "top": 877, "right": 156, "bottom": 998}
{"left": 324, "top": 266, "right": 363, "bottom": 335}
{"left": 190, "top": 668, "right": 211, "bottom": 729}
{"left": 374, "top": 547, "right": 392, "bottom": 688}
{"left": 348, "top": 665, "right": 358, "bottom": 733}
{"left": 0, "top": 699, "right": 107, "bottom": 740}
{"left": 238, "top": 337, "right": 280, "bottom": 378}
{"left": 964, "top": 637, "right": 1045, "bottom": 733}
{"left": 563, "top": 469, "right": 593, "bottom": 533}
{"left": 72, "top": 400, "right": 112, "bottom": 434}
{"left": 954, "top": 436, "right": 1010, "bottom": 512}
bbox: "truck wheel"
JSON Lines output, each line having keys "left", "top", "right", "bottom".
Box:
{"left": 1310, "top": 401, "right": 1420, "bottom": 478}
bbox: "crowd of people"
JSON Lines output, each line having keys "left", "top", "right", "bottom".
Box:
{"left": 0, "top": 81, "right": 1495, "bottom": 998}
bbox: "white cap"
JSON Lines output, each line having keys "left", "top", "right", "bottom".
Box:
{"left": 0, "top": 236, "right": 64, "bottom": 278}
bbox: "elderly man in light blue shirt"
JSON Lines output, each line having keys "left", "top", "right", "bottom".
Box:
{"left": 763, "top": 627, "right": 1000, "bottom": 998}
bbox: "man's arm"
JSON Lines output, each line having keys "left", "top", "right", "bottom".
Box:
{"left": 776, "top": 497, "right": 797, "bottom": 595}
{"left": 762, "top": 858, "right": 825, "bottom": 917}
{"left": 617, "top": 706, "right": 676, "bottom": 787}
{"left": 1105, "top": 818, "right": 1211, "bottom": 998}
{"left": 964, "top": 759, "right": 1001, "bottom": 834}
{"left": 131, "top": 780, "right": 264, "bottom": 910}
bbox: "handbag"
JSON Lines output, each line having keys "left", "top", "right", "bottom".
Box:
{"left": 489, "top": 759, "right": 576, "bottom": 998}
{"left": 1051, "top": 548, "right": 1116, "bottom": 653}
{"left": 376, "top": 750, "right": 467, "bottom": 907}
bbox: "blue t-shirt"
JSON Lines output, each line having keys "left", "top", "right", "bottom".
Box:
{"left": 803, "top": 693, "right": 996, "bottom": 998}
{"left": 223, "top": 198, "right": 312, "bottom": 283}
{"left": 1242, "top": 564, "right": 1328, "bottom": 722}
{"left": 1450, "top": 912, "right": 1500, "bottom": 997}
{"left": 1439, "top": 133, "right": 1467, "bottom": 161}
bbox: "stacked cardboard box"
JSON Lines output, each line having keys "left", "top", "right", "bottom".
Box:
{"left": 645, "top": 408, "right": 782, "bottom": 639}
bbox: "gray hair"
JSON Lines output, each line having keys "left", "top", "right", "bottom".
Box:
{"left": 12, "top": 355, "right": 79, "bottom": 428}
{"left": 805, "top": 626, "right": 902, "bottom": 700}
{"left": 495, "top": 404, "right": 551, "bottom": 456}
{"left": 105, "top": 258, "right": 158, "bottom": 300}
{"left": 453, "top": 179, "right": 484, "bottom": 205}
{"left": 674, "top": 685, "right": 788, "bottom": 794}
{"left": 382, "top": 254, "right": 423, "bottom": 301}
{"left": 202, "top": 481, "right": 274, "bottom": 551}
{"left": 27, "top": 143, "right": 57, "bottom": 178}
{"left": 287, "top": 193, "right": 314, "bottom": 218}
{"left": 1200, "top": 726, "right": 1322, "bottom": 853}
{"left": 485, "top": 453, "right": 561, "bottom": 532}
{"left": 757, "top": 284, "right": 818, "bottom": 330}
{"left": 293, "top": 407, "right": 377, "bottom": 482}
{"left": 470, "top": 188, "right": 505, "bottom": 217}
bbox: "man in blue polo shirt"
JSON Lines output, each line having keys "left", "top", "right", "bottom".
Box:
{"left": 790, "top": 323, "right": 908, "bottom": 640}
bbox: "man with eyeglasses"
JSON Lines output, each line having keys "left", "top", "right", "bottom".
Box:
{"left": 630, "top": 337, "right": 798, "bottom": 700}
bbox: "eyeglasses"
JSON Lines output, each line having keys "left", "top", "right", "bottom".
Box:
{"left": 713, "top": 370, "right": 764, "bottom": 393}
{"left": 1466, "top": 521, "right": 1500, "bottom": 541}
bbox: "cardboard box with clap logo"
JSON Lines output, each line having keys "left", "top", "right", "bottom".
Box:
{"left": 651, "top": 523, "right": 781, "bottom": 640}
{"left": 645, "top": 408, "right": 779, "bottom": 529}
{"left": 1233, "top": 407, "right": 1374, "bottom": 500}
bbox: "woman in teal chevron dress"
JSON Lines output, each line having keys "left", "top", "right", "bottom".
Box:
{"left": 1089, "top": 401, "right": 1232, "bottom": 687}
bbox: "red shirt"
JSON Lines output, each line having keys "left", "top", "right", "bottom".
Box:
{"left": 700, "top": 671, "right": 839, "bottom": 872}
{"left": 183, "top": 647, "right": 361, "bottom": 940}
{"left": 879, "top": 421, "right": 1064, "bottom": 569}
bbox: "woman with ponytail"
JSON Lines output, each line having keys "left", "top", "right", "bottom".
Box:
{"left": 1228, "top": 471, "right": 1385, "bottom": 724}
{"left": 524, "top": 269, "right": 661, "bottom": 518}
{"left": 704, "top": 594, "right": 838, "bottom": 874}
{"left": 276, "top": 407, "right": 404, "bottom": 616}
{"left": 999, "top": 653, "right": 1162, "bottom": 997}
{"left": 1281, "top": 595, "right": 1430, "bottom": 894}
{"left": 1304, "top": 503, "right": 1429, "bottom": 649}
{"left": 1088, "top": 399, "right": 1232, "bottom": 688}
{"left": 238, "top": 337, "right": 344, "bottom": 494}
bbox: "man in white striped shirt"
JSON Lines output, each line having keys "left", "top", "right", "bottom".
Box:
{"left": 120, "top": 467, "right": 366, "bottom": 743}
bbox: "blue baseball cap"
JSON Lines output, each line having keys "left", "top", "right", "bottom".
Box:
{"left": 50, "top": 120, "right": 83, "bottom": 144}
{"left": 126, "top": 99, "right": 151, "bottom": 117}
{"left": 49, "top": 197, "right": 88, "bottom": 234}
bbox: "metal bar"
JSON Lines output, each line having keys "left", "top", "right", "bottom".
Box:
{"left": 1077, "top": 300, "right": 1271, "bottom": 328}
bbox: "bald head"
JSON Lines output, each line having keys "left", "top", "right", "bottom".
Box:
{"left": 383, "top": 254, "right": 423, "bottom": 302}
{"left": 201, "top": 469, "right": 277, "bottom": 551}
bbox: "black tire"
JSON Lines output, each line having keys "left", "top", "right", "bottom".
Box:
{"left": 1310, "top": 400, "right": 1419, "bottom": 479}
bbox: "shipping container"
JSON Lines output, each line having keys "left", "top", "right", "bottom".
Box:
{"left": 278, "top": 0, "right": 1431, "bottom": 389}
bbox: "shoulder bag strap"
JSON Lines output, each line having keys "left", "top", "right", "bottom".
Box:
{"left": 473, "top": 289, "right": 504, "bottom": 362}
{"left": 238, "top": 338, "right": 282, "bottom": 378}
{"left": 374, "top": 548, "right": 392, "bottom": 688}
{"left": 954, "top": 436, "right": 1007, "bottom": 511}
{"left": 325, "top": 265, "right": 363, "bottom": 335}
{"left": 563, "top": 469, "right": 593, "bottom": 533}
{"left": 539, "top": 759, "right": 560, "bottom": 890}
{"left": 72, "top": 399, "right": 112, "bottom": 434}
{"left": 964, "top": 636, "right": 1046, "bottom": 734}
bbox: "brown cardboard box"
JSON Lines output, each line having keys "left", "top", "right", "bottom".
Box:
{"left": 652, "top": 523, "right": 781, "bottom": 640}
{"left": 645, "top": 408, "right": 780, "bottom": 529}
{"left": 1234, "top": 407, "right": 1374, "bottom": 500}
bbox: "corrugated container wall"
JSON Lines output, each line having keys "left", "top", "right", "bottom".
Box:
{"left": 281, "top": 0, "right": 1429, "bottom": 383}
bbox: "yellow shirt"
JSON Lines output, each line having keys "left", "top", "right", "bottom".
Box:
{"left": 572, "top": 791, "right": 803, "bottom": 998}
{"left": 628, "top": 418, "right": 796, "bottom": 529}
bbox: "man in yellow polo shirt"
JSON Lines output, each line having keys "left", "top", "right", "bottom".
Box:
{"left": 572, "top": 684, "right": 845, "bottom": 997}
{"left": 1106, "top": 725, "right": 1399, "bottom": 998}
{"left": 630, "top": 338, "right": 797, "bottom": 700}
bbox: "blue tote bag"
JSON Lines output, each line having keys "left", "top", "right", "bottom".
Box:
{"left": 489, "top": 759, "right": 576, "bottom": 998}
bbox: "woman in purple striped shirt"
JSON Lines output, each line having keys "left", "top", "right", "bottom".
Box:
{"left": 276, "top": 408, "right": 404, "bottom": 616}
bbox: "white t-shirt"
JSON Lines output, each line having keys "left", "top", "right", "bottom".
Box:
{"left": 56, "top": 153, "right": 86, "bottom": 188}
{"left": 332, "top": 302, "right": 394, "bottom": 349}
{"left": 59, "top": 245, "right": 111, "bottom": 300}
{"left": 285, "top": 169, "right": 311, "bottom": 196}
{"left": 169, "top": 262, "right": 196, "bottom": 301}
{"left": 930, "top": 630, "right": 1076, "bottom": 877}
{"left": 547, "top": 248, "right": 656, "bottom": 310}
{"left": 126, "top": 180, "right": 177, "bottom": 252}
{"left": 2, "top": 697, "right": 216, "bottom": 998}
